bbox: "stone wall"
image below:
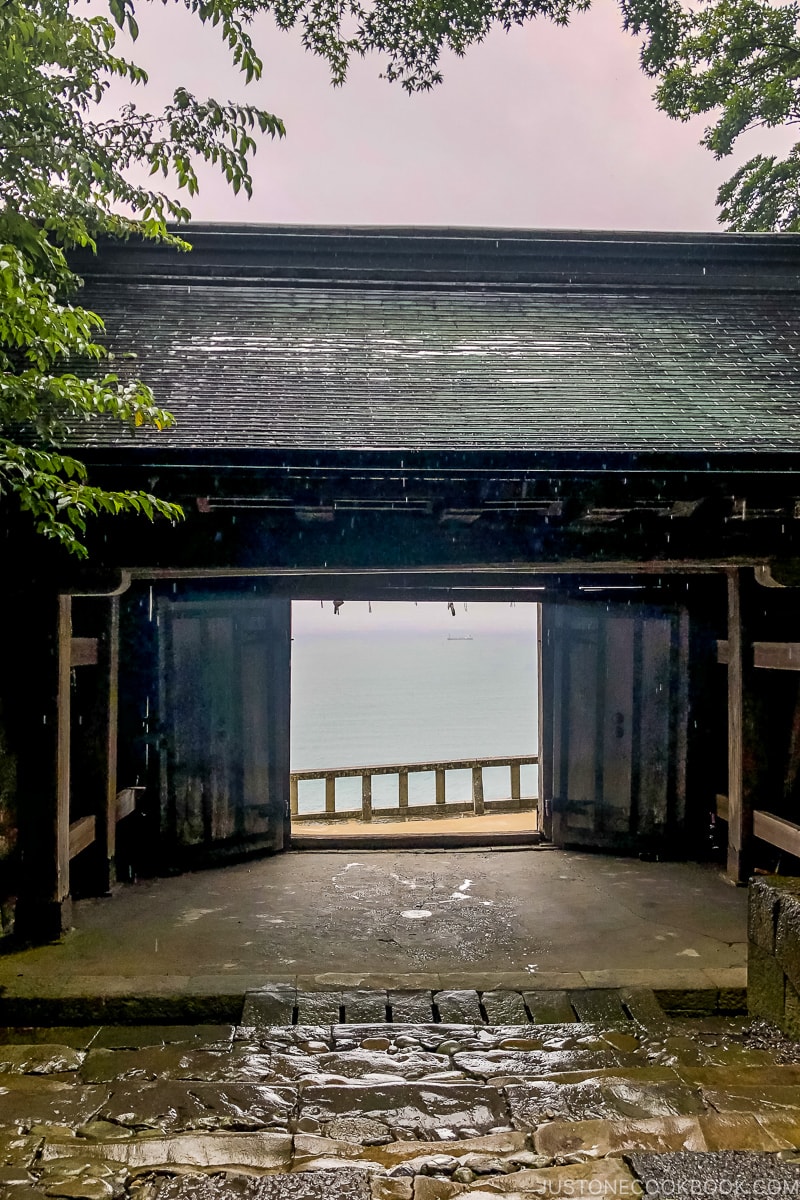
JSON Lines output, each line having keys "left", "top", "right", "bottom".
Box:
{"left": 748, "top": 875, "right": 800, "bottom": 1036}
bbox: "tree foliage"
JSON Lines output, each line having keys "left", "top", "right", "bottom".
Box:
{"left": 624, "top": 0, "right": 800, "bottom": 231}
{"left": 0, "top": 0, "right": 283, "bottom": 556}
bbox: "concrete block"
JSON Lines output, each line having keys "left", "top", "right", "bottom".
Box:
{"left": 776, "top": 886, "right": 800, "bottom": 994}
{"left": 747, "top": 942, "right": 786, "bottom": 1025}
{"left": 749, "top": 877, "right": 782, "bottom": 953}
{"left": 783, "top": 977, "right": 800, "bottom": 1041}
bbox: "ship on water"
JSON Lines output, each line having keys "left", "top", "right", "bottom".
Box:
{"left": 447, "top": 633, "right": 473, "bottom": 641}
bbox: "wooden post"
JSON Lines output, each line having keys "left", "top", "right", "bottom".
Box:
{"left": 398, "top": 770, "right": 409, "bottom": 811}
{"left": 435, "top": 768, "right": 446, "bottom": 806}
{"left": 727, "top": 569, "right": 755, "bottom": 884}
{"left": 472, "top": 765, "right": 485, "bottom": 815}
{"left": 12, "top": 591, "right": 73, "bottom": 941}
{"left": 510, "top": 762, "right": 521, "bottom": 803}
{"left": 538, "top": 602, "right": 554, "bottom": 841}
{"left": 325, "top": 775, "right": 336, "bottom": 814}
{"left": 95, "top": 595, "right": 119, "bottom": 893}
{"left": 362, "top": 774, "right": 373, "bottom": 822}
{"left": 290, "top": 776, "right": 299, "bottom": 817}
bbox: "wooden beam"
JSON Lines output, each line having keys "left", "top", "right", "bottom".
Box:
{"left": 717, "top": 640, "right": 800, "bottom": 671}
{"left": 69, "top": 815, "right": 96, "bottom": 860}
{"left": 754, "top": 642, "right": 800, "bottom": 671}
{"left": 753, "top": 809, "right": 800, "bottom": 859}
{"left": 716, "top": 793, "right": 730, "bottom": 822}
{"left": 726, "top": 569, "right": 755, "bottom": 883}
{"left": 115, "top": 787, "right": 140, "bottom": 822}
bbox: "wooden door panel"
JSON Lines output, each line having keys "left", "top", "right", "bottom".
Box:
{"left": 159, "top": 595, "right": 291, "bottom": 862}
{"left": 541, "top": 601, "right": 688, "bottom": 853}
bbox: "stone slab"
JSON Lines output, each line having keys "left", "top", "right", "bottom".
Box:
{"left": 99, "top": 1080, "right": 296, "bottom": 1131}
{"left": 299, "top": 1082, "right": 510, "bottom": 1136}
{"left": 0, "top": 1027, "right": 100, "bottom": 1049}
{"left": 0, "top": 1045, "right": 83, "bottom": 1075}
{"left": 80, "top": 1046, "right": 234, "bottom": 1083}
{"left": 295, "top": 992, "right": 343, "bottom": 1025}
{"left": 775, "top": 885, "right": 800, "bottom": 994}
{"left": 100, "top": 1167, "right": 374, "bottom": 1198}
{"left": 40, "top": 1131, "right": 293, "bottom": 1172}
{"left": 568, "top": 990, "right": 629, "bottom": 1025}
{"left": 480, "top": 993, "right": 528, "bottom": 1026}
{"left": 435, "top": 992, "right": 484, "bottom": 1025}
{"left": 0, "top": 1080, "right": 108, "bottom": 1131}
{"left": 522, "top": 992, "right": 576, "bottom": 1024}
{"left": 241, "top": 986, "right": 297, "bottom": 1030}
{"left": 389, "top": 993, "right": 436, "bottom": 1024}
{"left": 534, "top": 1115, "right": 708, "bottom": 1158}
{"left": 343, "top": 991, "right": 389, "bottom": 1024}
{"left": 618, "top": 988, "right": 668, "bottom": 1028}
{"left": 507, "top": 1070, "right": 704, "bottom": 1127}
{"left": 91, "top": 1024, "right": 235, "bottom": 1051}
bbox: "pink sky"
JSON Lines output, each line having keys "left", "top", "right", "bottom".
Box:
{"left": 111, "top": 1, "right": 792, "bottom": 231}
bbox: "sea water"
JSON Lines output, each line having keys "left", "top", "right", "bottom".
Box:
{"left": 290, "top": 616, "right": 539, "bottom": 814}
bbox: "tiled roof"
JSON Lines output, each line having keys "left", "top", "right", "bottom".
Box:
{"left": 73, "top": 226, "right": 800, "bottom": 457}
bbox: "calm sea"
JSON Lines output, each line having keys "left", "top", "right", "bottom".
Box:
{"left": 290, "top": 631, "right": 539, "bottom": 813}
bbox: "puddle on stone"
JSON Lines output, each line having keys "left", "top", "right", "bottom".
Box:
{"left": 400, "top": 911, "right": 432, "bottom": 920}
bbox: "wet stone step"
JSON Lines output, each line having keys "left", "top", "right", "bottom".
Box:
{"left": 620, "top": 988, "right": 669, "bottom": 1028}
{"left": 241, "top": 987, "right": 297, "bottom": 1030}
{"left": 388, "top": 991, "right": 436, "bottom": 1024}
{"left": 295, "top": 992, "right": 343, "bottom": 1025}
{"left": 506, "top": 1069, "right": 705, "bottom": 1128}
{"left": 99, "top": 1080, "right": 297, "bottom": 1132}
{"left": 299, "top": 1082, "right": 511, "bottom": 1137}
{"left": 569, "top": 989, "right": 629, "bottom": 1024}
{"left": 480, "top": 991, "right": 529, "bottom": 1026}
{"left": 342, "top": 991, "right": 390, "bottom": 1024}
{"left": 434, "top": 991, "right": 483, "bottom": 1025}
{"left": 523, "top": 991, "right": 577, "bottom": 1024}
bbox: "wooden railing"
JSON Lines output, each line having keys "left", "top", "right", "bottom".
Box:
{"left": 290, "top": 754, "right": 538, "bottom": 825}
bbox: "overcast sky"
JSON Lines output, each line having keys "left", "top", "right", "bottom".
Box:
{"left": 293, "top": 600, "right": 540, "bottom": 634}
{"left": 113, "top": 1, "right": 792, "bottom": 231}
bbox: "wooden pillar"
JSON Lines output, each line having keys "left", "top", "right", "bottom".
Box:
{"left": 361, "top": 774, "right": 373, "bottom": 823}
{"left": 13, "top": 592, "right": 72, "bottom": 941}
{"left": 290, "top": 776, "right": 299, "bottom": 817}
{"left": 95, "top": 595, "right": 120, "bottom": 892}
{"left": 325, "top": 775, "right": 336, "bottom": 814}
{"left": 398, "top": 770, "right": 409, "bottom": 811}
{"left": 537, "top": 603, "right": 554, "bottom": 841}
{"left": 435, "top": 768, "right": 446, "bottom": 806}
{"left": 472, "top": 765, "right": 485, "bottom": 815}
{"left": 727, "top": 569, "right": 755, "bottom": 884}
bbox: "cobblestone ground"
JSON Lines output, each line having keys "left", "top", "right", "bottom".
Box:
{"left": 1, "top": 987, "right": 800, "bottom": 1198}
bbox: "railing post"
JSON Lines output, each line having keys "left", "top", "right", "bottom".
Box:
{"left": 435, "top": 768, "right": 446, "bottom": 806}
{"left": 510, "top": 762, "right": 521, "bottom": 804}
{"left": 362, "top": 774, "right": 373, "bottom": 822}
{"left": 398, "top": 771, "right": 409, "bottom": 811}
{"left": 325, "top": 775, "right": 336, "bottom": 815}
{"left": 472, "top": 765, "right": 485, "bottom": 815}
{"left": 290, "top": 776, "right": 299, "bottom": 817}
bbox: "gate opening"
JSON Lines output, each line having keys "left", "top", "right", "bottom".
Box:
{"left": 289, "top": 600, "right": 541, "bottom": 842}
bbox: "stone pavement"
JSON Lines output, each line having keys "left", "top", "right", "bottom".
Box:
{"left": 0, "top": 851, "right": 747, "bottom": 1011}
{"left": 1, "top": 986, "right": 800, "bottom": 1198}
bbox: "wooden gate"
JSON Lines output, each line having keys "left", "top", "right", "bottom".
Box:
{"left": 158, "top": 595, "right": 291, "bottom": 863}
{"left": 540, "top": 601, "right": 689, "bottom": 853}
